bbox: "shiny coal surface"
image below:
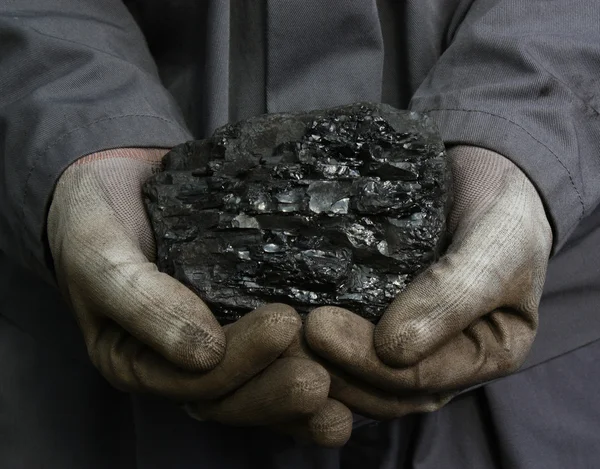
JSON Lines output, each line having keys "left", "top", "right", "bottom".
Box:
{"left": 143, "top": 103, "right": 451, "bottom": 323}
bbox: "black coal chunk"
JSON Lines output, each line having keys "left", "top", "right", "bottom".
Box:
{"left": 143, "top": 103, "right": 451, "bottom": 324}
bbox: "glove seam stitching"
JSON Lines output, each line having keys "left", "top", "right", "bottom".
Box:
{"left": 421, "top": 107, "right": 585, "bottom": 222}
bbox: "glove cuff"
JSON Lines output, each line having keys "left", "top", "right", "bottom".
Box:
{"left": 74, "top": 147, "right": 169, "bottom": 166}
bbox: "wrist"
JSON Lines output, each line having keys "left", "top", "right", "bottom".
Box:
{"left": 73, "top": 147, "right": 170, "bottom": 166}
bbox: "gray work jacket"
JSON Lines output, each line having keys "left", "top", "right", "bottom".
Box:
{"left": 1, "top": 0, "right": 600, "bottom": 405}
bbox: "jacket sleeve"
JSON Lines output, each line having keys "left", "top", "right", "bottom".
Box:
{"left": 0, "top": 0, "right": 192, "bottom": 280}
{"left": 409, "top": 0, "right": 600, "bottom": 253}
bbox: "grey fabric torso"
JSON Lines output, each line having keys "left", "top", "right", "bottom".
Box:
{"left": 126, "top": 0, "right": 462, "bottom": 136}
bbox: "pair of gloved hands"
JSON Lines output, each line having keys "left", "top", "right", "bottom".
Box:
{"left": 47, "top": 144, "right": 552, "bottom": 447}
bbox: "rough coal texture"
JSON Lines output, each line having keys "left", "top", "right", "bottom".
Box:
{"left": 143, "top": 103, "right": 451, "bottom": 323}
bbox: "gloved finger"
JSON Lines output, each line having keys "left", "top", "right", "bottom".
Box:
{"left": 306, "top": 307, "right": 410, "bottom": 390}
{"left": 306, "top": 306, "right": 534, "bottom": 393}
{"left": 373, "top": 165, "right": 550, "bottom": 367}
{"left": 279, "top": 331, "right": 354, "bottom": 447}
{"left": 48, "top": 155, "right": 225, "bottom": 372}
{"left": 185, "top": 357, "right": 330, "bottom": 426}
{"left": 93, "top": 303, "right": 301, "bottom": 400}
{"left": 59, "top": 209, "right": 225, "bottom": 372}
{"left": 328, "top": 369, "right": 453, "bottom": 420}
{"left": 274, "top": 398, "right": 353, "bottom": 448}
{"left": 399, "top": 311, "right": 535, "bottom": 390}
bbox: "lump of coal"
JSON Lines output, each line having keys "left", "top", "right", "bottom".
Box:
{"left": 143, "top": 102, "right": 451, "bottom": 324}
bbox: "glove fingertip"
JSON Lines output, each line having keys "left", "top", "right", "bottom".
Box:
{"left": 373, "top": 321, "right": 428, "bottom": 367}
{"left": 233, "top": 303, "right": 303, "bottom": 354}
{"left": 304, "top": 306, "right": 356, "bottom": 352}
{"left": 170, "top": 321, "right": 227, "bottom": 371}
{"left": 307, "top": 401, "right": 353, "bottom": 448}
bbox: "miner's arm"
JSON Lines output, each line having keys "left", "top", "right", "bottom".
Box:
{"left": 409, "top": 0, "right": 600, "bottom": 252}
{"left": 0, "top": 0, "right": 191, "bottom": 280}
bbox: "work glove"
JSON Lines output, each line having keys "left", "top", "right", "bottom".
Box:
{"left": 304, "top": 146, "right": 553, "bottom": 419}
{"left": 47, "top": 148, "right": 352, "bottom": 446}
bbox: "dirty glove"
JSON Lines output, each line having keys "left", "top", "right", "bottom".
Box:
{"left": 305, "top": 146, "right": 553, "bottom": 420}
{"left": 48, "top": 149, "right": 351, "bottom": 445}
